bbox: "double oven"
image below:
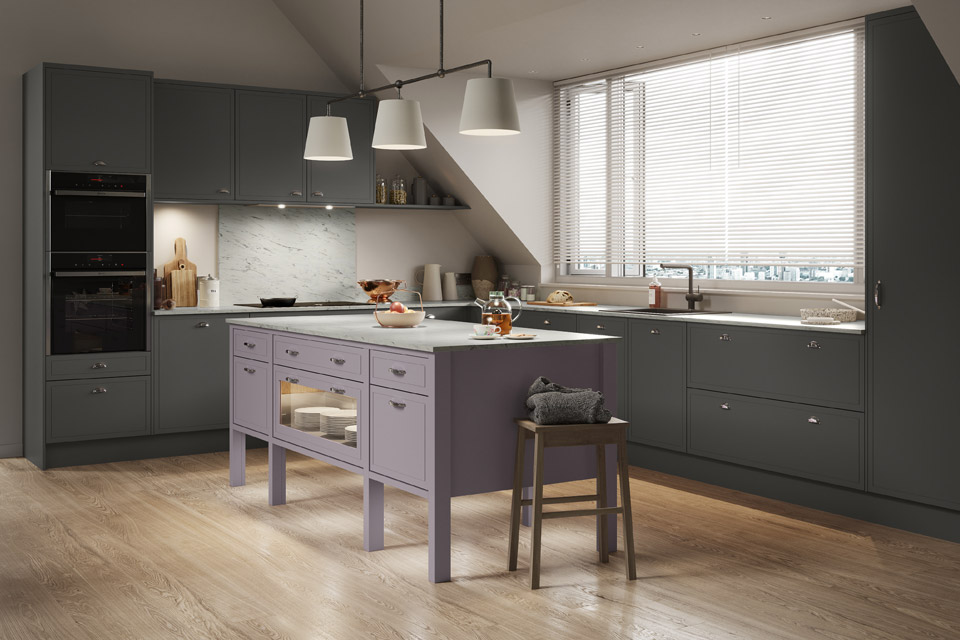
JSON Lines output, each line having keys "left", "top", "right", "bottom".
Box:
{"left": 48, "top": 172, "right": 150, "bottom": 355}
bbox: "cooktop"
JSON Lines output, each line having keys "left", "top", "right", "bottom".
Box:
{"left": 235, "top": 301, "right": 372, "bottom": 308}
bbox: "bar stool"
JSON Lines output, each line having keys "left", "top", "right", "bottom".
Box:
{"left": 508, "top": 417, "right": 637, "bottom": 589}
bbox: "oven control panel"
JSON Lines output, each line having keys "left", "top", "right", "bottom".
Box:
{"left": 50, "top": 252, "right": 148, "bottom": 271}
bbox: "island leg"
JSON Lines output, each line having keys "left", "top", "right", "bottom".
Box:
{"left": 268, "top": 443, "right": 286, "bottom": 506}
{"left": 229, "top": 428, "right": 246, "bottom": 487}
{"left": 428, "top": 491, "right": 451, "bottom": 583}
{"left": 364, "top": 477, "right": 385, "bottom": 551}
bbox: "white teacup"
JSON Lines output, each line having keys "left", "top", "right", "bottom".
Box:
{"left": 473, "top": 323, "right": 502, "bottom": 336}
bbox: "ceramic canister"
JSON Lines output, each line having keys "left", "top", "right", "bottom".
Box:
{"left": 197, "top": 274, "right": 220, "bottom": 308}
{"left": 417, "top": 264, "right": 443, "bottom": 301}
{"left": 441, "top": 272, "right": 458, "bottom": 300}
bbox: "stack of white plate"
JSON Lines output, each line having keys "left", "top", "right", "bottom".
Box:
{"left": 293, "top": 407, "right": 330, "bottom": 432}
{"left": 323, "top": 408, "right": 357, "bottom": 437}
{"left": 344, "top": 425, "right": 358, "bottom": 445}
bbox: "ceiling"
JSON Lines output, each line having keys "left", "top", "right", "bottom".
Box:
{"left": 273, "top": 0, "right": 909, "bottom": 84}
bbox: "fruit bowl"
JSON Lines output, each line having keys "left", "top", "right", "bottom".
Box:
{"left": 358, "top": 279, "right": 405, "bottom": 303}
{"left": 374, "top": 309, "right": 426, "bottom": 328}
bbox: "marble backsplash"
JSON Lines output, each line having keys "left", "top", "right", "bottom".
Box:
{"left": 218, "top": 205, "right": 359, "bottom": 305}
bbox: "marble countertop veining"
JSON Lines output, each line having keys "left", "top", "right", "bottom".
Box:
{"left": 226, "top": 314, "right": 619, "bottom": 353}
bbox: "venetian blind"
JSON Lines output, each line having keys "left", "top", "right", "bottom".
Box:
{"left": 553, "top": 23, "right": 865, "bottom": 273}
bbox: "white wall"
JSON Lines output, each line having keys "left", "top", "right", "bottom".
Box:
{"left": 154, "top": 205, "right": 219, "bottom": 278}
{"left": 1, "top": 0, "right": 347, "bottom": 454}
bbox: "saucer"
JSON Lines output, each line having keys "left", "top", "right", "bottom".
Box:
{"left": 505, "top": 333, "right": 536, "bottom": 340}
{"left": 468, "top": 334, "right": 501, "bottom": 340}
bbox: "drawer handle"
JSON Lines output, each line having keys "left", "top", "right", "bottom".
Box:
{"left": 91, "top": 362, "right": 108, "bottom": 369}
{"left": 650, "top": 328, "right": 660, "bottom": 335}
{"left": 285, "top": 377, "right": 300, "bottom": 384}
{"left": 312, "top": 191, "right": 324, "bottom": 197}
{"left": 426, "top": 314, "right": 437, "bottom": 319}
{"left": 330, "top": 357, "right": 346, "bottom": 365}
{"left": 91, "top": 387, "right": 108, "bottom": 394}
{"left": 543, "top": 319, "right": 552, "bottom": 326}
{"left": 243, "top": 367, "right": 256, "bottom": 374}
{"left": 285, "top": 349, "right": 300, "bottom": 357}
{"left": 92, "top": 160, "right": 107, "bottom": 166}
{"left": 720, "top": 402, "right": 730, "bottom": 410}
{"left": 719, "top": 334, "right": 731, "bottom": 342}
{"left": 874, "top": 280, "right": 882, "bottom": 310}
{"left": 291, "top": 190, "right": 303, "bottom": 197}
{"left": 330, "top": 387, "right": 346, "bottom": 395}
{"left": 596, "top": 324, "right": 605, "bottom": 330}
{"left": 807, "top": 340, "right": 821, "bottom": 350}
{"left": 389, "top": 400, "right": 407, "bottom": 409}
{"left": 388, "top": 367, "right": 407, "bottom": 377}
{"left": 196, "top": 322, "right": 210, "bottom": 328}
{"left": 217, "top": 188, "right": 230, "bottom": 194}
{"left": 243, "top": 342, "right": 256, "bottom": 348}
{"left": 808, "top": 416, "right": 821, "bottom": 425}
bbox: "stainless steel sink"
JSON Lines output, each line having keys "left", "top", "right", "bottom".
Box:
{"left": 618, "top": 308, "right": 731, "bottom": 315}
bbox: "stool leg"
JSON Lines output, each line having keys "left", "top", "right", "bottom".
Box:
{"left": 596, "top": 444, "right": 609, "bottom": 564}
{"left": 617, "top": 431, "right": 637, "bottom": 580}
{"left": 508, "top": 429, "right": 526, "bottom": 571}
{"left": 529, "top": 432, "right": 546, "bottom": 589}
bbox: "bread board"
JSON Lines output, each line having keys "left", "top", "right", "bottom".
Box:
{"left": 527, "top": 301, "right": 598, "bottom": 307}
{"left": 163, "top": 237, "right": 198, "bottom": 307}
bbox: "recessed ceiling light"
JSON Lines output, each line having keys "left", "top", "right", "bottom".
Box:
{"left": 528, "top": 70, "right": 538, "bottom": 74}
{"left": 692, "top": 32, "right": 701, "bottom": 36}
{"left": 761, "top": 16, "right": 772, "bottom": 20}
{"left": 278, "top": 204, "right": 286, "bottom": 209}
{"left": 636, "top": 45, "right": 645, "bottom": 49}
{"left": 580, "top": 57, "right": 591, "bottom": 62}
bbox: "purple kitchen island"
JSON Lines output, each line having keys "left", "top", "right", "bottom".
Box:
{"left": 226, "top": 314, "right": 620, "bottom": 583}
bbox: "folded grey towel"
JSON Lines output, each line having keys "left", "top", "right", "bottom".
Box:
{"left": 525, "top": 377, "right": 612, "bottom": 424}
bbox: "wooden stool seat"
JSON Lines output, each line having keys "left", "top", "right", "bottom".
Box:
{"left": 508, "top": 418, "right": 637, "bottom": 589}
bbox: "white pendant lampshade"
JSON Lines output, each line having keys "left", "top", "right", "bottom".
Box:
{"left": 304, "top": 116, "right": 353, "bottom": 161}
{"left": 371, "top": 99, "right": 427, "bottom": 150}
{"left": 459, "top": 77, "right": 521, "bottom": 136}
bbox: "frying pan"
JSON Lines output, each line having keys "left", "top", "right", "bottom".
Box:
{"left": 259, "top": 297, "right": 297, "bottom": 307}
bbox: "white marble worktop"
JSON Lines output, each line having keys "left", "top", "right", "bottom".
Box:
{"left": 227, "top": 314, "right": 619, "bottom": 353}
{"left": 152, "top": 301, "right": 471, "bottom": 316}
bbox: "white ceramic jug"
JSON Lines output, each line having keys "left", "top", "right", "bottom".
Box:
{"left": 416, "top": 264, "right": 443, "bottom": 301}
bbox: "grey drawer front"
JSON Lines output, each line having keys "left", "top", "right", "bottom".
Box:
{"left": 424, "top": 307, "right": 468, "bottom": 321}
{"left": 233, "top": 358, "right": 269, "bottom": 435}
{"left": 628, "top": 320, "right": 685, "bottom": 450}
{"left": 370, "top": 387, "right": 428, "bottom": 488}
{"left": 688, "top": 389, "right": 863, "bottom": 488}
{"left": 274, "top": 335, "right": 365, "bottom": 380}
{"left": 370, "top": 350, "right": 429, "bottom": 395}
{"left": 514, "top": 310, "right": 579, "bottom": 332}
{"left": 233, "top": 329, "right": 270, "bottom": 362}
{"left": 47, "top": 376, "right": 151, "bottom": 442}
{"left": 46, "top": 352, "right": 151, "bottom": 380}
{"left": 688, "top": 325, "right": 864, "bottom": 410}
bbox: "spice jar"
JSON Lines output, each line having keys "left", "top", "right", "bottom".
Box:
{"left": 390, "top": 175, "right": 407, "bottom": 205}
{"left": 375, "top": 174, "right": 387, "bottom": 204}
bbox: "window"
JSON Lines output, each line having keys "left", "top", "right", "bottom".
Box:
{"left": 553, "top": 23, "right": 865, "bottom": 284}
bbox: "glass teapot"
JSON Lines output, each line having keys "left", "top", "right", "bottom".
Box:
{"left": 475, "top": 291, "right": 523, "bottom": 335}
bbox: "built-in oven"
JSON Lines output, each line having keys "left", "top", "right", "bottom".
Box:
{"left": 48, "top": 172, "right": 148, "bottom": 252}
{"left": 49, "top": 252, "right": 149, "bottom": 355}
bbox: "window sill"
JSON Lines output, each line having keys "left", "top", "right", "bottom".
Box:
{"left": 549, "top": 277, "right": 864, "bottom": 300}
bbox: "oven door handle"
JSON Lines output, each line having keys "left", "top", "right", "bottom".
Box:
{"left": 51, "top": 190, "right": 146, "bottom": 198}
{"left": 52, "top": 270, "right": 147, "bottom": 277}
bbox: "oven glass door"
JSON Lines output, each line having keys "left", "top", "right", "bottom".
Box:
{"left": 49, "top": 194, "right": 147, "bottom": 251}
{"left": 50, "top": 273, "right": 147, "bottom": 354}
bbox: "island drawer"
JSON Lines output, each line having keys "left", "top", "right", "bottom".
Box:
{"left": 273, "top": 335, "right": 365, "bottom": 380}
{"left": 232, "top": 358, "right": 269, "bottom": 435}
{"left": 688, "top": 389, "right": 863, "bottom": 488}
{"left": 46, "top": 352, "right": 150, "bottom": 380}
{"left": 233, "top": 329, "right": 270, "bottom": 362}
{"left": 46, "top": 376, "right": 151, "bottom": 442}
{"left": 370, "top": 387, "right": 428, "bottom": 488}
{"left": 688, "top": 325, "right": 864, "bottom": 410}
{"left": 370, "top": 350, "right": 429, "bottom": 394}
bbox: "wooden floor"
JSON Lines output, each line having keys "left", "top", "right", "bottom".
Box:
{"left": 1, "top": 451, "right": 959, "bottom": 640}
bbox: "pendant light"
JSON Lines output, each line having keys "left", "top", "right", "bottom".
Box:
{"left": 459, "top": 77, "right": 521, "bottom": 136}
{"left": 304, "top": 108, "right": 353, "bottom": 160}
{"left": 372, "top": 87, "right": 427, "bottom": 150}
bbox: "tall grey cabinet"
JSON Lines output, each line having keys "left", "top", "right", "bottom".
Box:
{"left": 867, "top": 8, "right": 960, "bottom": 510}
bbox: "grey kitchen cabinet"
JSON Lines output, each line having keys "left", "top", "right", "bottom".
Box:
{"left": 155, "top": 314, "right": 247, "bottom": 433}
{"left": 424, "top": 306, "right": 470, "bottom": 321}
{"left": 46, "top": 376, "right": 151, "bottom": 443}
{"left": 236, "top": 90, "right": 306, "bottom": 202}
{"left": 307, "top": 96, "right": 375, "bottom": 204}
{"left": 627, "top": 319, "right": 685, "bottom": 450}
{"left": 866, "top": 9, "right": 960, "bottom": 510}
{"left": 154, "top": 82, "right": 234, "bottom": 201}
{"left": 46, "top": 66, "right": 152, "bottom": 172}
{"left": 513, "top": 309, "right": 579, "bottom": 332}
{"left": 577, "top": 315, "right": 628, "bottom": 419}
{"left": 232, "top": 358, "right": 270, "bottom": 436}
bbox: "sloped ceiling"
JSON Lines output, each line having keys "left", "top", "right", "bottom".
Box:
{"left": 914, "top": 0, "right": 960, "bottom": 84}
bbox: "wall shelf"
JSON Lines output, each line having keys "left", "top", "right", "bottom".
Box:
{"left": 355, "top": 203, "right": 470, "bottom": 211}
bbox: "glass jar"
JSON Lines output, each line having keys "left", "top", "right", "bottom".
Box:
{"left": 390, "top": 175, "right": 407, "bottom": 205}
{"left": 507, "top": 280, "right": 521, "bottom": 298}
{"left": 375, "top": 174, "right": 387, "bottom": 204}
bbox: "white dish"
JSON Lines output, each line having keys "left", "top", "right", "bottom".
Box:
{"left": 505, "top": 333, "right": 536, "bottom": 340}
{"left": 468, "top": 334, "right": 501, "bottom": 340}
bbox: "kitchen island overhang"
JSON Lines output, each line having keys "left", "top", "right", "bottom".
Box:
{"left": 227, "top": 314, "right": 620, "bottom": 583}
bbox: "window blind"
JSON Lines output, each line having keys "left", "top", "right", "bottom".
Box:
{"left": 553, "top": 23, "right": 865, "bottom": 278}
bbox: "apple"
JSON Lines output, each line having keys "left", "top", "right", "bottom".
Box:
{"left": 389, "top": 301, "right": 407, "bottom": 314}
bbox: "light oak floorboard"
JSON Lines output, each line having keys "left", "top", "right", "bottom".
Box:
{"left": 1, "top": 452, "right": 958, "bottom": 639}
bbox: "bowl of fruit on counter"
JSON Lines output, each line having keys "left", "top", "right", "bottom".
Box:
{"left": 374, "top": 300, "right": 426, "bottom": 328}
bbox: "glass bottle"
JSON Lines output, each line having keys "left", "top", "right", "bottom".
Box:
{"left": 375, "top": 174, "right": 387, "bottom": 204}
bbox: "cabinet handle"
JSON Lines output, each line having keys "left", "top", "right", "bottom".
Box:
{"left": 217, "top": 188, "right": 230, "bottom": 194}
{"left": 874, "top": 280, "right": 882, "bottom": 309}
{"left": 596, "top": 324, "right": 605, "bottom": 330}
{"left": 92, "top": 160, "right": 107, "bottom": 166}
{"left": 543, "top": 319, "right": 552, "bottom": 326}
{"left": 330, "top": 357, "right": 346, "bottom": 365}
{"left": 285, "top": 349, "right": 299, "bottom": 357}
{"left": 388, "top": 367, "right": 407, "bottom": 377}
{"left": 291, "top": 190, "right": 303, "bottom": 197}
{"left": 312, "top": 191, "right": 324, "bottom": 197}
{"left": 807, "top": 416, "right": 821, "bottom": 424}
{"left": 196, "top": 322, "right": 210, "bottom": 328}
{"left": 389, "top": 400, "right": 407, "bottom": 409}
{"left": 807, "top": 340, "right": 821, "bottom": 350}
{"left": 243, "top": 342, "right": 256, "bottom": 348}
{"left": 650, "top": 328, "right": 660, "bottom": 335}
{"left": 330, "top": 387, "right": 346, "bottom": 395}
{"left": 426, "top": 314, "right": 437, "bottom": 319}
{"left": 720, "top": 402, "right": 730, "bottom": 410}
{"left": 285, "top": 376, "right": 300, "bottom": 384}
{"left": 91, "top": 362, "right": 108, "bottom": 369}
{"left": 91, "top": 387, "right": 108, "bottom": 394}
{"left": 719, "top": 334, "right": 731, "bottom": 342}
{"left": 243, "top": 367, "right": 256, "bottom": 374}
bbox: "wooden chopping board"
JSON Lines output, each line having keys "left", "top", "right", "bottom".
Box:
{"left": 163, "top": 237, "right": 197, "bottom": 307}
{"left": 527, "top": 301, "right": 598, "bottom": 307}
